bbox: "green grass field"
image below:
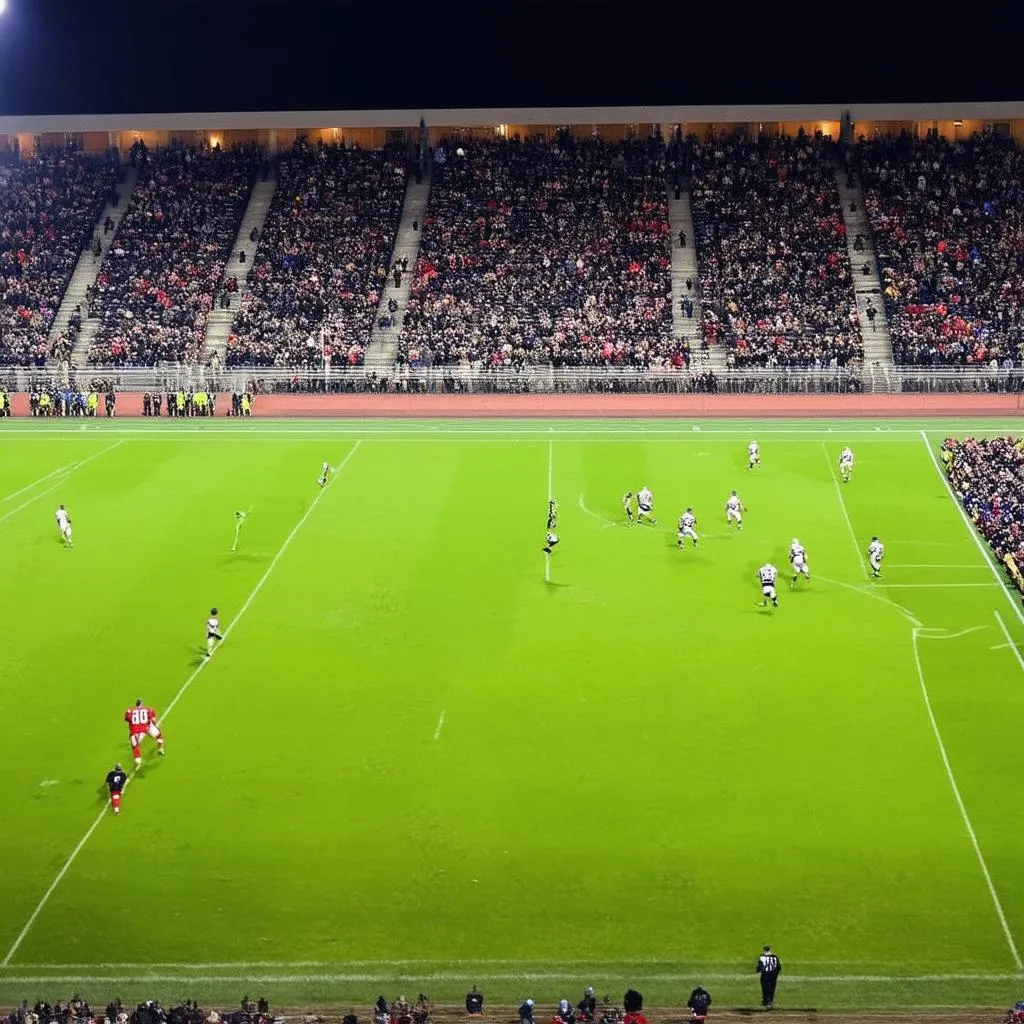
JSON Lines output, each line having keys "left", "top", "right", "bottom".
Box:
{"left": 1, "top": 417, "right": 1023, "bottom": 1012}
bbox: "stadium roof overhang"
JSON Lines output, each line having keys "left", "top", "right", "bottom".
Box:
{"left": 3, "top": 101, "right": 1024, "bottom": 133}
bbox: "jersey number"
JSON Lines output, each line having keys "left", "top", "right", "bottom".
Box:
{"left": 130, "top": 708, "right": 150, "bottom": 725}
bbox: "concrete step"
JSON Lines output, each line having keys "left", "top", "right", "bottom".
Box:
{"left": 203, "top": 174, "right": 278, "bottom": 360}
{"left": 52, "top": 167, "right": 140, "bottom": 367}
{"left": 835, "top": 169, "right": 894, "bottom": 388}
{"left": 667, "top": 187, "right": 704, "bottom": 347}
{"left": 365, "top": 168, "right": 431, "bottom": 367}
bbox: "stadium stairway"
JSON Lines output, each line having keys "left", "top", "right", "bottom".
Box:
{"left": 365, "top": 165, "right": 431, "bottom": 370}
{"left": 54, "top": 166, "right": 140, "bottom": 366}
{"left": 835, "top": 169, "right": 896, "bottom": 391}
{"left": 203, "top": 171, "right": 278, "bottom": 362}
{"left": 668, "top": 188, "right": 723, "bottom": 371}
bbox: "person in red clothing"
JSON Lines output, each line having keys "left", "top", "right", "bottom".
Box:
{"left": 124, "top": 698, "right": 165, "bottom": 767}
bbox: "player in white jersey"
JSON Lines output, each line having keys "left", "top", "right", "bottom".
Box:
{"left": 622, "top": 491, "right": 635, "bottom": 525}
{"left": 725, "top": 490, "right": 744, "bottom": 530}
{"left": 677, "top": 508, "right": 699, "bottom": 549}
{"left": 543, "top": 499, "right": 559, "bottom": 554}
{"left": 205, "top": 606, "right": 224, "bottom": 658}
{"left": 867, "top": 536, "right": 885, "bottom": 578}
{"left": 748, "top": 441, "right": 760, "bottom": 470}
{"left": 789, "top": 538, "right": 810, "bottom": 584}
{"left": 55, "top": 504, "right": 73, "bottom": 547}
{"left": 636, "top": 486, "right": 656, "bottom": 525}
{"left": 758, "top": 563, "right": 779, "bottom": 607}
{"left": 839, "top": 446, "right": 855, "bottom": 483}
{"left": 317, "top": 461, "right": 330, "bottom": 487}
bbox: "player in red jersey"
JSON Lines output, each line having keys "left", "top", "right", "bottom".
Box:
{"left": 124, "top": 698, "right": 165, "bottom": 767}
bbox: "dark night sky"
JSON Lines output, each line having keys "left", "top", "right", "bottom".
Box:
{"left": 0, "top": 0, "right": 1021, "bottom": 116}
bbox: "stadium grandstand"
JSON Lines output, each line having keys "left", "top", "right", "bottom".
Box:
{"left": 4, "top": 105, "right": 1024, "bottom": 394}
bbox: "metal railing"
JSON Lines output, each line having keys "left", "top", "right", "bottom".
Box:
{"left": 2, "top": 363, "right": 1023, "bottom": 395}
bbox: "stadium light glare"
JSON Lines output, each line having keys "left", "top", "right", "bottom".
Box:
{"left": 0, "top": 0, "right": 8, "bottom": 16}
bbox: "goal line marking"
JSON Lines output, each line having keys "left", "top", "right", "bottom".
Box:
{"left": 1, "top": 441, "right": 363, "bottom": 968}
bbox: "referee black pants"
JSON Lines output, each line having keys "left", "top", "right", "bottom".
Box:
{"left": 760, "top": 972, "right": 778, "bottom": 1006}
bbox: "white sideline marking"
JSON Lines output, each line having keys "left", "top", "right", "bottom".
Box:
{"left": 920, "top": 429, "right": 1024, "bottom": 631}
{"left": 545, "top": 437, "right": 553, "bottom": 583}
{"left": 816, "top": 574, "right": 921, "bottom": 627}
{"left": 0, "top": 970, "right": 1019, "bottom": 984}
{"left": 6, "top": 423, "right": 1024, "bottom": 438}
{"left": 1, "top": 440, "right": 363, "bottom": 967}
{"left": 822, "top": 442, "right": 866, "bottom": 576}
{"left": 0, "top": 462, "right": 72, "bottom": 503}
{"left": 433, "top": 710, "right": 445, "bottom": 741}
{"left": 994, "top": 610, "right": 1024, "bottom": 675}
{"left": 912, "top": 627, "right": 1023, "bottom": 970}
{"left": 0, "top": 439, "right": 126, "bottom": 527}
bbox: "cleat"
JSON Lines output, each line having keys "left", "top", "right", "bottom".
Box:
{"left": 158, "top": 748, "right": 165, "bottom": 756}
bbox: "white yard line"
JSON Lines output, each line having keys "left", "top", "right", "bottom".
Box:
{"left": 920, "top": 429, "right": 1024, "bottom": 631}
{"left": 994, "top": 610, "right": 1024, "bottom": 675}
{"left": 912, "top": 627, "right": 1023, "bottom": 970}
{"left": 432, "top": 710, "right": 445, "bottom": 741}
{"left": 545, "top": 437, "right": 553, "bottom": 583}
{"left": 821, "top": 442, "right": 867, "bottom": 576}
{"left": 815, "top": 574, "right": 921, "bottom": 627}
{"left": 578, "top": 494, "right": 619, "bottom": 528}
{"left": 1, "top": 440, "right": 362, "bottom": 967}
{"left": 0, "top": 479, "right": 68, "bottom": 527}
{"left": 0, "top": 462, "right": 73, "bottom": 503}
{"left": 0, "top": 439, "right": 126, "bottom": 528}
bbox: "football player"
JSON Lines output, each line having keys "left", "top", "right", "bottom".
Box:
{"left": 758, "top": 562, "right": 779, "bottom": 608}
{"left": 677, "top": 507, "right": 699, "bottom": 549}
{"left": 789, "top": 538, "right": 811, "bottom": 585}
{"left": 636, "top": 486, "right": 656, "bottom": 525}
{"left": 839, "top": 446, "right": 855, "bottom": 483}
{"left": 124, "top": 699, "right": 164, "bottom": 767}
{"left": 868, "top": 536, "right": 885, "bottom": 578}
{"left": 725, "top": 490, "right": 744, "bottom": 530}
{"left": 55, "top": 504, "right": 73, "bottom": 547}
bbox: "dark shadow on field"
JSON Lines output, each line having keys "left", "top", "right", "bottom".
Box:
{"left": 187, "top": 646, "right": 207, "bottom": 667}
{"left": 223, "top": 552, "right": 265, "bottom": 564}
{"left": 544, "top": 579, "right": 571, "bottom": 590}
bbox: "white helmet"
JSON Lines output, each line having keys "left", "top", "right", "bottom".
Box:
{"left": 792, "top": 538, "right": 800, "bottom": 547}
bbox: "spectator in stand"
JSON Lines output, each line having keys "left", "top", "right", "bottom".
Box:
{"left": 227, "top": 140, "right": 405, "bottom": 368}
{"left": 398, "top": 133, "right": 681, "bottom": 371}
{"left": 88, "top": 140, "right": 260, "bottom": 366}
{"left": 859, "top": 130, "right": 1024, "bottom": 367}
{"left": 0, "top": 147, "right": 118, "bottom": 366}
{"left": 688, "top": 131, "right": 862, "bottom": 368}
{"left": 944, "top": 435, "right": 1024, "bottom": 576}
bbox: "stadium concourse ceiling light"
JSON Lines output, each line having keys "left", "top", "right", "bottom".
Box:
{"left": 0, "top": 0, "right": 7, "bottom": 15}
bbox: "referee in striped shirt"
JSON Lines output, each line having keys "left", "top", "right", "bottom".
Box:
{"left": 756, "top": 945, "right": 781, "bottom": 1009}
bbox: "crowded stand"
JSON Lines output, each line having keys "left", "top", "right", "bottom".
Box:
{"left": 397, "top": 134, "right": 678, "bottom": 370}
{"left": 226, "top": 141, "right": 406, "bottom": 367}
{"left": 943, "top": 436, "right": 1024, "bottom": 588}
{"left": 87, "top": 143, "right": 260, "bottom": 366}
{"left": 0, "top": 148, "right": 118, "bottom": 366}
{"left": 689, "top": 133, "right": 862, "bottom": 368}
{"left": 859, "top": 132, "right": 1024, "bottom": 367}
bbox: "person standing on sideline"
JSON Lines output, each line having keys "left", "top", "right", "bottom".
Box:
{"left": 756, "top": 946, "right": 781, "bottom": 1009}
